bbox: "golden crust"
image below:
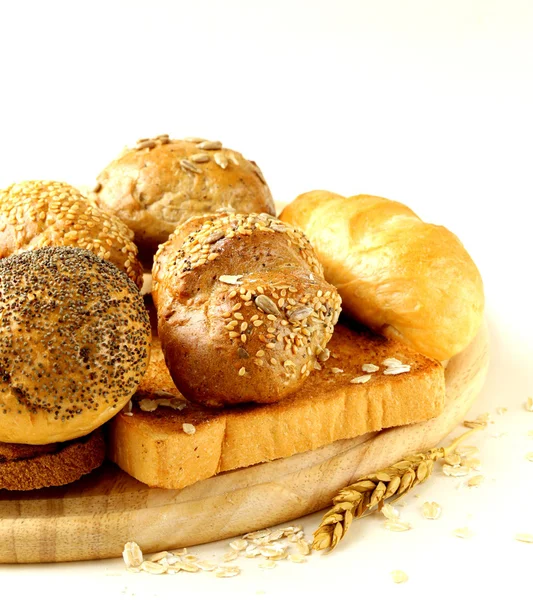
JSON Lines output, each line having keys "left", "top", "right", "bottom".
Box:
{"left": 0, "top": 247, "right": 151, "bottom": 444}
{"left": 152, "top": 213, "right": 342, "bottom": 407}
{"left": 91, "top": 137, "right": 275, "bottom": 259}
{"left": 107, "top": 323, "right": 445, "bottom": 490}
{"left": 280, "top": 192, "right": 485, "bottom": 361}
{"left": 0, "top": 180, "right": 144, "bottom": 289}
{"left": 0, "top": 428, "right": 105, "bottom": 491}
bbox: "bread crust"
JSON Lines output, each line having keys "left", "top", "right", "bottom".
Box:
{"left": 0, "top": 428, "right": 105, "bottom": 491}
{"left": 91, "top": 137, "right": 275, "bottom": 258}
{"left": 280, "top": 192, "right": 485, "bottom": 360}
{"left": 152, "top": 213, "right": 342, "bottom": 406}
{"left": 0, "top": 180, "right": 143, "bottom": 288}
{"left": 107, "top": 323, "right": 445, "bottom": 490}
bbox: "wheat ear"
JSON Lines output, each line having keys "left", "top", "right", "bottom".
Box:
{"left": 312, "top": 428, "right": 480, "bottom": 552}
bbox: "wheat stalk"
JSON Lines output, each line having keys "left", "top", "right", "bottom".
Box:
{"left": 312, "top": 427, "right": 481, "bottom": 551}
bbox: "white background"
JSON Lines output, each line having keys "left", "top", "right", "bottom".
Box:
{"left": 0, "top": 1, "right": 532, "bottom": 598}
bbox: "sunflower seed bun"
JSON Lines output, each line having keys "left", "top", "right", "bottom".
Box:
{"left": 0, "top": 247, "right": 151, "bottom": 445}
{"left": 90, "top": 135, "right": 275, "bottom": 263}
{"left": 0, "top": 180, "right": 144, "bottom": 289}
{"left": 152, "top": 212, "right": 342, "bottom": 407}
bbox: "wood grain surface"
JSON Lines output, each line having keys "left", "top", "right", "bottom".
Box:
{"left": 0, "top": 323, "right": 488, "bottom": 564}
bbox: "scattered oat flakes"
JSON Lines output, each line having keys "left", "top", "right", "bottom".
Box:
{"left": 196, "top": 561, "right": 218, "bottom": 571}
{"left": 467, "top": 475, "right": 484, "bottom": 487}
{"left": 457, "top": 445, "right": 479, "bottom": 458}
{"left": 229, "top": 539, "right": 248, "bottom": 551}
{"left": 384, "top": 520, "right": 411, "bottom": 532}
{"left": 422, "top": 501, "right": 442, "bottom": 520}
{"left": 259, "top": 561, "right": 277, "bottom": 569}
{"left": 444, "top": 452, "right": 462, "bottom": 466}
{"left": 391, "top": 570, "right": 408, "bottom": 584}
{"left": 362, "top": 363, "right": 379, "bottom": 373}
{"left": 453, "top": 527, "right": 473, "bottom": 539}
{"left": 222, "top": 550, "right": 240, "bottom": 562}
{"left": 123, "top": 542, "right": 143, "bottom": 568}
{"left": 182, "top": 423, "right": 196, "bottom": 435}
{"left": 351, "top": 374, "right": 372, "bottom": 384}
{"left": 331, "top": 367, "right": 344, "bottom": 374}
{"left": 141, "top": 560, "right": 168, "bottom": 574}
{"left": 289, "top": 553, "right": 306, "bottom": 563}
{"left": 515, "top": 533, "right": 533, "bottom": 544}
{"left": 215, "top": 566, "right": 241, "bottom": 578}
{"left": 296, "top": 540, "right": 311, "bottom": 556}
{"left": 179, "top": 562, "right": 201, "bottom": 573}
{"left": 148, "top": 551, "right": 172, "bottom": 563}
{"left": 463, "top": 412, "right": 491, "bottom": 429}
{"left": 443, "top": 464, "right": 470, "bottom": 477}
{"left": 381, "top": 504, "right": 400, "bottom": 521}
{"left": 462, "top": 457, "right": 481, "bottom": 470}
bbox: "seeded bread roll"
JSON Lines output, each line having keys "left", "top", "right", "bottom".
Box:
{"left": 0, "top": 247, "right": 151, "bottom": 444}
{"left": 90, "top": 135, "right": 275, "bottom": 262}
{"left": 152, "top": 213, "right": 342, "bottom": 407}
{"left": 0, "top": 180, "right": 144, "bottom": 288}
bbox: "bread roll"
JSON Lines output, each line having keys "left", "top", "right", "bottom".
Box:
{"left": 152, "top": 212, "right": 342, "bottom": 407}
{"left": 0, "top": 180, "right": 144, "bottom": 288}
{"left": 280, "top": 192, "right": 484, "bottom": 361}
{"left": 91, "top": 135, "right": 275, "bottom": 261}
{"left": 0, "top": 247, "right": 151, "bottom": 444}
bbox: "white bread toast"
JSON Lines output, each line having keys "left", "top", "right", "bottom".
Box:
{"left": 107, "top": 317, "right": 445, "bottom": 490}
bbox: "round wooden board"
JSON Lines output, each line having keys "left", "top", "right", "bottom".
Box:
{"left": 0, "top": 324, "right": 488, "bottom": 564}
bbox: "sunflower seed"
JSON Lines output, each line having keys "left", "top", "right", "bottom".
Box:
{"left": 214, "top": 152, "right": 229, "bottom": 169}
{"left": 351, "top": 374, "right": 371, "bottom": 384}
{"left": 184, "top": 137, "right": 207, "bottom": 143}
{"left": 288, "top": 306, "right": 313, "bottom": 321}
{"left": 219, "top": 275, "right": 243, "bottom": 285}
{"left": 136, "top": 140, "right": 156, "bottom": 150}
{"left": 180, "top": 159, "right": 202, "bottom": 174}
{"left": 362, "top": 363, "right": 379, "bottom": 373}
{"left": 228, "top": 151, "right": 240, "bottom": 165}
{"left": 189, "top": 153, "right": 210, "bottom": 163}
{"left": 318, "top": 348, "right": 330, "bottom": 362}
{"left": 255, "top": 295, "right": 280, "bottom": 315}
{"left": 197, "top": 140, "right": 222, "bottom": 150}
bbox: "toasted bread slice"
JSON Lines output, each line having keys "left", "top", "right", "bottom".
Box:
{"left": 0, "top": 429, "right": 105, "bottom": 491}
{"left": 108, "top": 320, "right": 445, "bottom": 490}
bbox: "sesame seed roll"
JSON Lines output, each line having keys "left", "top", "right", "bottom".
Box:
{"left": 152, "top": 212, "right": 342, "bottom": 407}
{"left": 0, "top": 180, "right": 144, "bottom": 288}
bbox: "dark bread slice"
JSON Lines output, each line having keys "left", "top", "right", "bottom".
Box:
{"left": 0, "top": 429, "right": 105, "bottom": 491}
{"left": 108, "top": 320, "right": 445, "bottom": 490}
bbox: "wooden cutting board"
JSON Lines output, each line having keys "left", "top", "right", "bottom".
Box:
{"left": 0, "top": 323, "right": 488, "bottom": 564}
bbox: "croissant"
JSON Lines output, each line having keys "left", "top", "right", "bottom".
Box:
{"left": 280, "top": 191, "right": 484, "bottom": 361}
